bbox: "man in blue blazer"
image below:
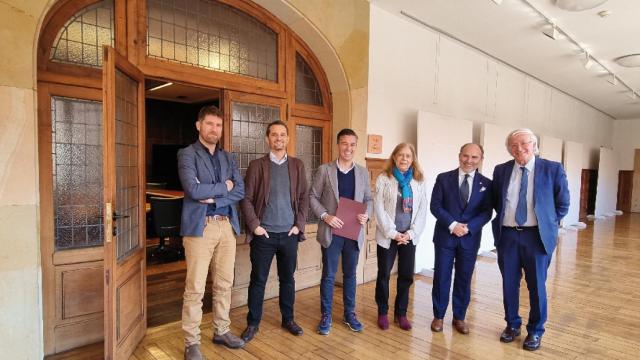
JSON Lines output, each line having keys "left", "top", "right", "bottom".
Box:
{"left": 492, "top": 128, "right": 569, "bottom": 351}
{"left": 430, "top": 143, "right": 493, "bottom": 335}
{"left": 178, "top": 105, "right": 246, "bottom": 360}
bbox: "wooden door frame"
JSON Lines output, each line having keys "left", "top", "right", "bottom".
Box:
{"left": 38, "top": 82, "right": 105, "bottom": 354}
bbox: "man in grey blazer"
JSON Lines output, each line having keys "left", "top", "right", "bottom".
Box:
{"left": 310, "top": 128, "right": 373, "bottom": 336}
{"left": 178, "top": 105, "right": 245, "bottom": 360}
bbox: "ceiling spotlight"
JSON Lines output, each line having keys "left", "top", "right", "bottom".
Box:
{"left": 598, "top": 10, "right": 612, "bottom": 17}
{"left": 583, "top": 53, "right": 594, "bottom": 70}
{"left": 608, "top": 74, "right": 617, "bottom": 85}
{"left": 543, "top": 23, "right": 558, "bottom": 40}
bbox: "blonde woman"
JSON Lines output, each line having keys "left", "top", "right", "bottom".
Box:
{"left": 373, "top": 143, "right": 428, "bottom": 330}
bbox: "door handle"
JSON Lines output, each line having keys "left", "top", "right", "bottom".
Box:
{"left": 112, "top": 212, "right": 130, "bottom": 220}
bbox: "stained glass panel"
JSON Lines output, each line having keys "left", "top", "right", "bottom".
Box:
{"left": 115, "top": 70, "right": 140, "bottom": 261}
{"left": 51, "top": 97, "right": 103, "bottom": 250}
{"left": 295, "top": 124, "right": 322, "bottom": 223}
{"left": 147, "top": 0, "right": 277, "bottom": 81}
{"left": 50, "top": 0, "right": 114, "bottom": 67}
{"left": 295, "top": 53, "right": 323, "bottom": 106}
{"left": 230, "top": 101, "right": 281, "bottom": 176}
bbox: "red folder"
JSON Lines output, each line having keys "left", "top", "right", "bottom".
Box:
{"left": 333, "top": 197, "right": 367, "bottom": 241}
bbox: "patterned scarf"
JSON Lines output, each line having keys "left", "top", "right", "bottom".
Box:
{"left": 392, "top": 166, "right": 413, "bottom": 213}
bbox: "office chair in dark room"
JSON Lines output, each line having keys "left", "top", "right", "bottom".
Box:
{"left": 149, "top": 196, "right": 183, "bottom": 262}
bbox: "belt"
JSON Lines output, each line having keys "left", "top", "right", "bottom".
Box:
{"left": 206, "top": 215, "right": 229, "bottom": 222}
{"left": 503, "top": 225, "right": 538, "bottom": 231}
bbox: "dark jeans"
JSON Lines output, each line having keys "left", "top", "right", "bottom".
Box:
{"left": 246, "top": 232, "right": 299, "bottom": 325}
{"left": 375, "top": 240, "right": 416, "bottom": 316}
{"left": 320, "top": 235, "right": 360, "bottom": 316}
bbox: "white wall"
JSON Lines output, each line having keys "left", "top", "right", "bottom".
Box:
{"left": 612, "top": 119, "right": 640, "bottom": 170}
{"left": 539, "top": 135, "right": 563, "bottom": 163}
{"left": 416, "top": 111, "right": 473, "bottom": 272}
{"left": 479, "top": 123, "right": 512, "bottom": 252}
{"left": 367, "top": 5, "right": 614, "bottom": 170}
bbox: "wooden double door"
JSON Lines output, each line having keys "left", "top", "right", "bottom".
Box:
{"left": 41, "top": 45, "right": 329, "bottom": 358}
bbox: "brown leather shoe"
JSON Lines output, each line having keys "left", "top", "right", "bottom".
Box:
{"left": 241, "top": 325, "right": 259, "bottom": 342}
{"left": 452, "top": 319, "right": 469, "bottom": 334}
{"left": 282, "top": 320, "right": 304, "bottom": 336}
{"left": 430, "top": 318, "right": 443, "bottom": 332}
{"left": 213, "top": 331, "right": 245, "bottom": 349}
{"left": 184, "top": 344, "right": 204, "bottom": 360}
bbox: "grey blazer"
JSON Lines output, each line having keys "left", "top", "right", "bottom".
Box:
{"left": 309, "top": 161, "right": 373, "bottom": 250}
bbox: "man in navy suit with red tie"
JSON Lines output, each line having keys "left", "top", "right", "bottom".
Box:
{"left": 430, "top": 143, "right": 493, "bottom": 334}
{"left": 492, "top": 128, "right": 569, "bottom": 351}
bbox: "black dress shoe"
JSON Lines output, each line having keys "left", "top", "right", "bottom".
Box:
{"left": 499, "top": 326, "right": 521, "bottom": 343}
{"left": 282, "top": 320, "right": 304, "bottom": 336}
{"left": 241, "top": 325, "right": 259, "bottom": 342}
{"left": 523, "top": 334, "right": 542, "bottom": 351}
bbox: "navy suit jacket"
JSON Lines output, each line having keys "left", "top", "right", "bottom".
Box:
{"left": 430, "top": 169, "right": 493, "bottom": 250}
{"left": 491, "top": 157, "right": 569, "bottom": 254}
{"left": 177, "top": 141, "right": 245, "bottom": 236}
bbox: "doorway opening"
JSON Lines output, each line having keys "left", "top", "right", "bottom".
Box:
{"left": 144, "top": 79, "right": 219, "bottom": 327}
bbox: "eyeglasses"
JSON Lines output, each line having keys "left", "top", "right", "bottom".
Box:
{"left": 508, "top": 141, "right": 533, "bottom": 150}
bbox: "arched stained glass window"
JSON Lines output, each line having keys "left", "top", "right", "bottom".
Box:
{"left": 295, "top": 53, "right": 323, "bottom": 106}
{"left": 147, "top": 0, "right": 278, "bottom": 81}
{"left": 50, "top": 0, "right": 115, "bottom": 67}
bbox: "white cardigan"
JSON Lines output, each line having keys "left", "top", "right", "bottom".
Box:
{"left": 374, "top": 173, "right": 428, "bottom": 249}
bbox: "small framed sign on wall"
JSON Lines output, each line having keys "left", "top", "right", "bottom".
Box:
{"left": 368, "top": 134, "right": 382, "bottom": 154}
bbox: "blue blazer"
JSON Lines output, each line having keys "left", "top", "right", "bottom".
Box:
{"left": 177, "top": 141, "right": 245, "bottom": 236}
{"left": 430, "top": 169, "right": 493, "bottom": 250}
{"left": 491, "top": 157, "right": 569, "bottom": 254}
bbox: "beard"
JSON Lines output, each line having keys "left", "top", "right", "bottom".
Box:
{"left": 201, "top": 132, "right": 219, "bottom": 145}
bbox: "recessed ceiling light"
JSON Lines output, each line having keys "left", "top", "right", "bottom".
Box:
{"left": 553, "top": 0, "right": 608, "bottom": 11}
{"left": 148, "top": 82, "right": 173, "bottom": 91}
{"left": 615, "top": 54, "right": 640, "bottom": 68}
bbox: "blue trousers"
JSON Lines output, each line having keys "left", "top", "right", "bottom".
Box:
{"left": 432, "top": 239, "right": 479, "bottom": 320}
{"left": 497, "top": 227, "right": 552, "bottom": 336}
{"left": 320, "top": 235, "right": 360, "bottom": 316}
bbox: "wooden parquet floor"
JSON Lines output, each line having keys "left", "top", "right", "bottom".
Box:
{"left": 49, "top": 213, "right": 640, "bottom": 359}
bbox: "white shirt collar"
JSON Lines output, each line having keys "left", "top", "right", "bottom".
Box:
{"left": 513, "top": 156, "right": 535, "bottom": 172}
{"left": 458, "top": 168, "right": 476, "bottom": 179}
{"left": 269, "top": 152, "right": 288, "bottom": 165}
{"left": 336, "top": 159, "right": 356, "bottom": 174}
